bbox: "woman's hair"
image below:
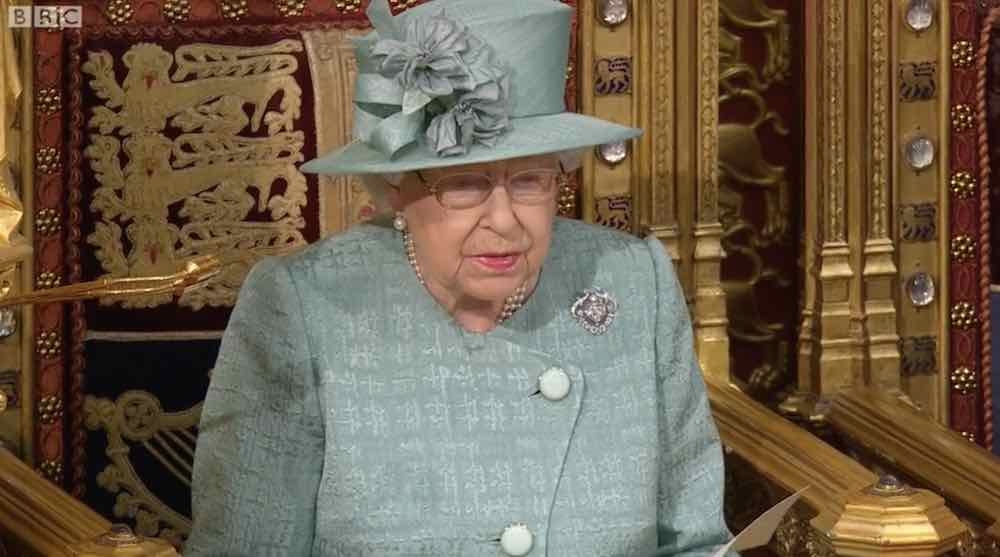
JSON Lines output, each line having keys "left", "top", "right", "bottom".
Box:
{"left": 358, "top": 149, "right": 586, "bottom": 214}
{"left": 358, "top": 173, "right": 399, "bottom": 213}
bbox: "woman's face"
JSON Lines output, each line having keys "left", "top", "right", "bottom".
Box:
{"left": 392, "top": 154, "right": 560, "bottom": 305}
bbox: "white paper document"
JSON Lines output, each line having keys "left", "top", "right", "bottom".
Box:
{"left": 711, "top": 487, "right": 809, "bottom": 557}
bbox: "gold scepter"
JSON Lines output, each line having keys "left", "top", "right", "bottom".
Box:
{"left": 0, "top": 254, "right": 223, "bottom": 308}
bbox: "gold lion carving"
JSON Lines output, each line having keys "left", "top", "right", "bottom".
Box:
{"left": 81, "top": 40, "right": 310, "bottom": 309}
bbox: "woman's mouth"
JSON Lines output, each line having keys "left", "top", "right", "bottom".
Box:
{"left": 472, "top": 253, "right": 521, "bottom": 271}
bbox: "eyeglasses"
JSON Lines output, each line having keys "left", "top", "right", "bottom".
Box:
{"left": 416, "top": 166, "right": 565, "bottom": 210}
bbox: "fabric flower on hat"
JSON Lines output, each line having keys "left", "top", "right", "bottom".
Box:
{"left": 373, "top": 15, "right": 477, "bottom": 113}
{"left": 425, "top": 76, "right": 512, "bottom": 156}
{"left": 356, "top": 10, "right": 512, "bottom": 158}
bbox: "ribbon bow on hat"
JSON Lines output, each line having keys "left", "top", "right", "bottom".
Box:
{"left": 353, "top": 0, "right": 513, "bottom": 159}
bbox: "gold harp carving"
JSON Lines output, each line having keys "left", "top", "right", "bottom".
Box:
{"left": 84, "top": 392, "right": 202, "bottom": 545}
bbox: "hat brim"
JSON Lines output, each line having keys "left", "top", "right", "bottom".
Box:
{"left": 299, "top": 112, "right": 642, "bottom": 175}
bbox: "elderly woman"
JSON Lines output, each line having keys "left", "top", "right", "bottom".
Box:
{"left": 186, "top": 0, "right": 732, "bottom": 555}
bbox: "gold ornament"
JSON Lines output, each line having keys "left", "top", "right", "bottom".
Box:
{"left": 336, "top": 0, "right": 363, "bottom": 12}
{"left": 387, "top": 0, "right": 420, "bottom": 11}
{"left": 950, "top": 235, "right": 975, "bottom": 262}
{"left": 36, "top": 330, "right": 61, "bottom": 357}
{"left": 35, "top": 88, "right": 61, "bottom": 115}
{"left": 38, "top": 395, "right": 64, "bottom": 425}
{"left": 274, "top": 0, "right": 306, "bottom": 17}
{"left": 557, "top": 175, "right": 576, "bottom": 217}
{"left": 950, "top": 171, "right": 976, "bottom": 199}
{"left": 36, "top": 271, "right": 61, "bottom": 290}
{"left": 105, "top": 0, "right": 134, "bottom": 25}
{"left": 950, "top": 367, "right": 977, "bottom": 395}
{"left": 951, "top": 103, "right": 974, "bottom": 133}
{"left": 950, "top": 302, "right": 977, "bottom": 330}
{"left": 35, "top": 147, "right": 60, "bottom": 175}
{"left": 221, "top": 0, "right": 248, "bottom": 20}
{"left": 38, "top": 459, "right": 64, "bottom": 483}
{"left": 952, "top": 40, "right": 974, "bottom": 69}
{"left": 35, "top": 209, "right": 61, "bottom": 236}
{"left": 163, "top": 0, "right": 191, "bottom": 23}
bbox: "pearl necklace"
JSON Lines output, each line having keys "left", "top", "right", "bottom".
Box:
{"left": 403, "top": 231, "right": 527, "bottom": 325}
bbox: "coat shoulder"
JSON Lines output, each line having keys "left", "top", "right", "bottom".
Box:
{"left": 550, "top": 218, "right": 657, "bottom": 285}
{"left": 551, "top": 217, "right": 647, "bottom": 254}
{"left": 278, "top": 220, "right": 402, "bottom": 286}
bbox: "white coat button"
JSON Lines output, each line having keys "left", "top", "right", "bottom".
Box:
{"left": 500, "top": 523, "right": 534, "bottom": 556}
{"left": 538, "top": 367, "right": 571, "bottom": 401}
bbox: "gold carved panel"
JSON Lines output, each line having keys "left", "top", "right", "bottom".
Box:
{"left": 302, "top": 28, "right": 376, "bottom": 235}
{"left": 718, "top": 0, "right": 799, "bottom": 398}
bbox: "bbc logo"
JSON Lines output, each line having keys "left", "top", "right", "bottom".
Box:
{"left": 8, "top": 6, "right": 82, "bottom": 28}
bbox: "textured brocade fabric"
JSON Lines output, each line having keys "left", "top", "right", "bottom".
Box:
{"left": 186, "top": 217, "right": 732, "bottom": 556}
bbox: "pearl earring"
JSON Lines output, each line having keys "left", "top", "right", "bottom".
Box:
{"left": 393, "top": 212, "right": 407, "bottom": 232}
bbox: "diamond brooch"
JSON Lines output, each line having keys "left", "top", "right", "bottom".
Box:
{"left": 571, "top": 287, "right": 617, "bottom": 335}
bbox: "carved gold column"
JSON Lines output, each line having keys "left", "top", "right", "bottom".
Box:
{"left": 798, "top": 0, "right": 822, "bottom": 391}
{"left": 806, "top": 0, "right": 859, "bottom": 394}
{"left": 845, "top": 0, "right": 870, "bottom": 391}
{"left": 680, "top": 0, "right": 728, "bottom": 378}
{"left": 803, "top": 0, "right": 896, "bottom": 394}
{"left": 862, "top": 0, "right": 901, "bottom": 391}
{"left": 804, "top": 0, "right": 946, "bottom": 400}
{"left": 635, "top": 1, "right": 679, "bottom": 262}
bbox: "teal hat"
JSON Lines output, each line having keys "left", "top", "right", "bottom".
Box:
{"left": 300, "top": 0, "right": 642, "bottom": 175}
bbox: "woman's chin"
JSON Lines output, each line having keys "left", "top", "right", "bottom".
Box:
{"left": 460, "top": 278, "right": 526, "bottom": 304}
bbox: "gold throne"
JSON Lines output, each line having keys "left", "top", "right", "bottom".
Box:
{"left": 3, "top": 1, "right": 1000, "bottom": 556}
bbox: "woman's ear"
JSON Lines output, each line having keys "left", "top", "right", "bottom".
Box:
{"left": 386, "top": 184, "right": 403, "bottom": 212}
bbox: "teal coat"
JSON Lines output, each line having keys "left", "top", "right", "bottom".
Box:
{"left": 186, "top": 218, "right": 732, "bottom": 556}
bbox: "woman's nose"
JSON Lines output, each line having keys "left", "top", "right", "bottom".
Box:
{"left": 479, "top": 183, "right": 520, "bottom": 232}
